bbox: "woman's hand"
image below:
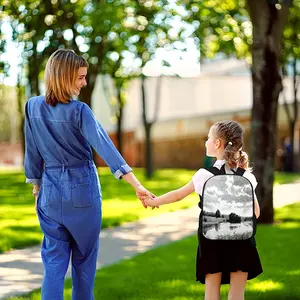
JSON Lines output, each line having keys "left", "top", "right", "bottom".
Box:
{"left": 135, "top": 185, "right": 158, "bottom": 209}
{"left": 120, "top": 172, "right": 158, "bottom": 209}
{"left": 32, "top": 185, "right": 40, "bottom": 211}
{"left": 35, "top": 196, "right": 38, "bottom": 211}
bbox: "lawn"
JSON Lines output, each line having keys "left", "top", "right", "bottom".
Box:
{"left": 0, "top": 167, "right": 198, "bottom": 253}
{"left": 7, "top": 203, "right": 300, "bottom": 300}
{"left": 0, "top": 168, "right": 299, "bottom": 254}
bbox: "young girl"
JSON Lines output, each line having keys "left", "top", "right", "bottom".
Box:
{"left": 24, "top": 49, "right": 153, "bottom": 300}
{"left": 144, "top": 120, "right": 263, "bottom": 300}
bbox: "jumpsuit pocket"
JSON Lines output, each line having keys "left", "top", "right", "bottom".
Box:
{"left": 71, "top": 182, "right": 93, "bottom": 208}
{"left": 40, "top": 184, "right": 52, "bottom": 208}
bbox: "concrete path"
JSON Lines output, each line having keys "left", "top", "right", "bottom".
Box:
{"left": 0, "top": 182, "right": 299, "bottom": 299}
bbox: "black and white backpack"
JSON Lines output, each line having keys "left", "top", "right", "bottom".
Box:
{"left": 200, "top": 164, "right": 255, "bottom": 241}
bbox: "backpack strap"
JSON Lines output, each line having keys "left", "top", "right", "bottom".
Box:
{"left": 204, "top": 167, "right": 222, "bottom": 175}
{"left": 205, "top": 164, "right": 227, "bottom": 175}
{"left": 219, "top": 164, "right": 226, "bottom": 174}
{"left": 233, "top": 167, "right": 246, "bottom": 176}
{"left": 206, "top": 165, "right": 245, "bottom": 176}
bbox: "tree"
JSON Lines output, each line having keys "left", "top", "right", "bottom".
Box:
{"left": 4, "top": 0, "right": 83, "bottom": 96}
{"left": 229, "top": 212, "right": 241, "bottom": 223}
{"left": 141, "top": 73, "right": 163, "bottom": 177}
{"left": 182, "top": 1, "right": 251, "bottom": 62}
{"left": 3, "top": 0, "right": 141, "bottom": 107}
{"left": 248, "top": 0, "right": 291, "bottom": 223}
{"left": 180, "top": 0, "right": 292, "bottom": 223}
{"left": 128, "top": 0, "right": 177, "bottom": 178}
{"left": 102, "top": 58, "right": 135, "bottom": 155}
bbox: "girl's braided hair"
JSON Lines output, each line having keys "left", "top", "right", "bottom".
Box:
{"left": 212, "top": 120, "right": 250, "bottom": 170}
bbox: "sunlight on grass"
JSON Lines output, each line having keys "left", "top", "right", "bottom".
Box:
{"left": 247, "top": 280, "right": 284, "bottom": 292}
{"left": 0, "top": 167, "right": 197, "bottom": 253}
{"left": 7, "top": 203, "right": 300, "bottom": 300}
{"left": 274, "top": 171, "right": 300, "bottom": 185}
{"left": 286, "top": 269, "right": 300, "bottom": 275}
{"left": 157, "top": 279, "right": 188, "bottom": 288}
{"left": 275, "top": 202, "right": 300, "bottom": 222}
{"left": 276, "top": 222, "right": 300, "bottom": 229}
{"left": 0, "top": 167, "right": 299, "bottom": 254}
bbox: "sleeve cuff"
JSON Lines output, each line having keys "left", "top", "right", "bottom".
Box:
{"left": 113, "top": 164, "right": 132, "bottom": 180}
{"left": 26, "top": 178, "right": 42, "bottom": 185}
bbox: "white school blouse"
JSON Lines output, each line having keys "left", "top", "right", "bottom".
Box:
{"left": 192, "top": 159, "right": 258, "bottom": 196}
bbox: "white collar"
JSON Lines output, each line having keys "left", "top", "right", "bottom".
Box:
{"left": 213, "top": 159, "right": 226, "bottom": 169}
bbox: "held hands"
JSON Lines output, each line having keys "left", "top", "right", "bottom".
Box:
{"left": 32, "top": 186, "right": 39, "bottom": 211}
{"left": 144, "top": 194, "right": 160, "bottom": 208}
{"left": 135, "top": 185, "right": 159, "bottom": 209}
{"left": 35, "top": 196, "right": 38, "bottom": 211}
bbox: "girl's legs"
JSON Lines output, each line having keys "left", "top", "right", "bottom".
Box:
{"left": 205, "top": 272, "right": 222, "bottom": 300}
{"left": 228, "top": 271, "right": 248, "bottom": 300}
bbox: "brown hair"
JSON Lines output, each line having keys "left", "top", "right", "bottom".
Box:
{"left": 44, "top": 49, "right": 88, "bottom": 106}
{"left": 212, "top": 120, "right": 250, "bottom": 170}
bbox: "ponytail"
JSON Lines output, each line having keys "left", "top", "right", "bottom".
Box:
{"left": 238, "top": 150, "right": 250, "bottom": 170}
{"left": 212, "top": 120, "right": 252, "bottom": 171}
{"left": 224, "top": 144, "right": 250, "bottom": 170}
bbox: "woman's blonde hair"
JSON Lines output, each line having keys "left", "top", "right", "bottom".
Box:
{"left": 45, "top": 49, "right": 88, "bottom": 106}
{"left": 212, "top": 120, "right": 250, "bottom": 170}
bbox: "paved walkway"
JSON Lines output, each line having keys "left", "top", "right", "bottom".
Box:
{"left": 0, "top": 183, "right": 299, "bottom": 299}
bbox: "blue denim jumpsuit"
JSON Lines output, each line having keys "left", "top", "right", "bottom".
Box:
{"left": 24, "top": 96, "right": 132, "bottom": 300}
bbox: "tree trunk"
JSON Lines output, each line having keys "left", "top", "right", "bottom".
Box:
{"left": 79, "top": 71, "right": 100, "bottom": 164}
{"left": 291, "top": 57, "right": 299, "bottom": 171}
{"left": 27, "top": 52, "right": 40, "bottom": 96}
{"left": 145, "top": 122, "right": 153, "bottom": 178}
{"left": 248, "top": 1, "right": 290, "bottom": 223}
{"left": 16, "top": 68, "right": 25, "bottom": 165}
{"left": 116, "top": 86, "right": 124, "bottom": 155}
{"left": 79, "top": 73, "right": 98, "bottom": 107}
{"left": 17, "top": 90, "right": 25, "bottom": 166}
{"left": 141, "top": 75, "right": 153, "bottom": 178}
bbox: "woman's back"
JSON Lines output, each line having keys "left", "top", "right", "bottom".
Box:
{"left": 25, "top": 96, "right": 92, "bottom": 166}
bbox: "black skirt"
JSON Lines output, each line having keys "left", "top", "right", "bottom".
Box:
{"left": 196, "top": 234, "right": 263, "bottom": 284}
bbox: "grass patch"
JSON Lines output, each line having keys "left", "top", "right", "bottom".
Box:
{"left": 0, "top": 168, "right": 299, "bottom": 253}
{"left": 7, "top": 203, "right": 300, "bottom": 300}
{"left": 274, "top": 171, "right": 300, "bottom": 185}
{"left": 0, "top": 167, "right": 197, "bottom": 253}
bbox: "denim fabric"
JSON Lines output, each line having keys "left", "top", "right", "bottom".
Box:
{"left": 24, "top": 95, "right": 132, "bottom": 185}
{"left": 24, "top": 95, "right": 132, "bottom": 299}
{"left": 37, "top": 161, "right": 101, "bottom": 300}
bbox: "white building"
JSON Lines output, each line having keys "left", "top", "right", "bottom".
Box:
{"left": 91, "top": 58, "right": 298, "bottom": 142}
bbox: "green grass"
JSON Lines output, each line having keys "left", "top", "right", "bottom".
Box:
{"left": 0, "top": 168, "right": 299, "bottom": 254}
{"left": 0, "top": 167, "right": 197, "bottom": 253}
{"left": 7, "top": 203, "right": 300, "bottom": 300}
{"left": 274, "top": 171, "right": 300, "bottom": 185}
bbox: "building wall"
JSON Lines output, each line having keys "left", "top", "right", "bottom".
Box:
{"left": 0, "top": 143, "right": 23, "bottom": 166}
{"left": 123, "top": 105, "right": 300, "bottom": 171}
{"left": 91, "top": 74, "right": 296, "bottom": 138}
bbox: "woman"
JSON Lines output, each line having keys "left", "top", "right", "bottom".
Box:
{"left": 24, "top": 49, "right": 153, "bottom": 300}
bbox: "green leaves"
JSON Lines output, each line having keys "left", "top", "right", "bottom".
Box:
{"left": 180, "top": 0, "right": 251, "bottom": 61}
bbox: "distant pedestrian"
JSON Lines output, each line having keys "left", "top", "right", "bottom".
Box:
{"left": 282, "top": 137, "right": 293, "bottom": 172}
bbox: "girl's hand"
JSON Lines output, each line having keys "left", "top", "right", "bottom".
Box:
{"left": 144, "top": 196, "right": 160, "bottom": 208}
{"left": 136, "top": 185, "right": 154, "bottom": 208}
{"left": 135, "top": 185, "right": 158, "bottom": 209}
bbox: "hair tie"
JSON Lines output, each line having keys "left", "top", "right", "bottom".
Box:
{"left": 228, "top": 141, "right": 233, "bottom": 146}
